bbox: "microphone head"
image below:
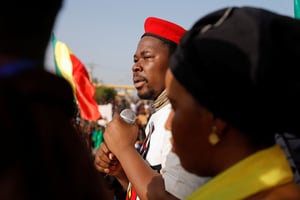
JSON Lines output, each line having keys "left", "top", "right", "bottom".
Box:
{"left": 120, "top": 108, "right": 136, "bottom": 125}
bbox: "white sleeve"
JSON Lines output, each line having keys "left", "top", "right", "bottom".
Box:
{"left": 162, "top": 151, "right": 210, "bottom": 199}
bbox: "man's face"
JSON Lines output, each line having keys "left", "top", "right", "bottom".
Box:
{"left": 132, "top": 36, "right": 170, "bottom": 100}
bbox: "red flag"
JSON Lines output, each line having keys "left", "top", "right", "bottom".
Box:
{"left": 52, "top": 34, "right": 101, "bottom": 121}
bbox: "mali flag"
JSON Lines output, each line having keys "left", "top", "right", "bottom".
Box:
{"left": 52, "top": 33, "right": 101, "bottom": 121}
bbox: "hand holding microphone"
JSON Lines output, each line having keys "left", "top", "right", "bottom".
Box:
{"left": 95, "top": 108, "right": 138, "bottom": 176}
{"left": 103, "top": 108, "right": 138, "bottom": 157}
{"left": 117, "top": 108, "right": 138, "bottom": 146}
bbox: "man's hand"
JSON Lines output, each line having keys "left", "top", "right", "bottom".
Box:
{"left": 94, "top": 142, "right": 122, "bottom": 176}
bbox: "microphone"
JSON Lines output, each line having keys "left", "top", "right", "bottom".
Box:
{"left": 120, "top": 108, "right": 136, "bottom": 125}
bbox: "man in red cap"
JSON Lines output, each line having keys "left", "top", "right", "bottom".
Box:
{"left": 95, "top": 16, "right": 208, "bottom": 200}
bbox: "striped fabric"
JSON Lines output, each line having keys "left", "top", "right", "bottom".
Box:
{"left": 275, "top": 133, "right": 300, "bottom": 185}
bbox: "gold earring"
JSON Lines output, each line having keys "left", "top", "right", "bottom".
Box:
{"left": 208, "top": 126, "right": 220, "bottom": 146}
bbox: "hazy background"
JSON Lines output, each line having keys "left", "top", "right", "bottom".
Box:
{"left": 45, "top": 0, "right": 295, "bottom": 86}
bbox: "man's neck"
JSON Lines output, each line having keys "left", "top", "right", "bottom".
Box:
{"left": 151, "top": 89, "right": 169, "bottom": 112}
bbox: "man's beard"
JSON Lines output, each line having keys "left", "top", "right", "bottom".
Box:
{"left": 138, "top": 88, "right": 156, "bottom": 100}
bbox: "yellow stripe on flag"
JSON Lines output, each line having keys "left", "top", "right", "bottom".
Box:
{"left": 54, "top": 41, "right": 76, "bottom": 96}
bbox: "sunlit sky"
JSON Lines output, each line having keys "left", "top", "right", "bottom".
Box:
{"left": 45, "top": 0, "right": 295, "bottom": 85}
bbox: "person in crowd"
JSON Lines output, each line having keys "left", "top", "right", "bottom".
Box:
{"left": 165, "top": 6, "right": 300, "bottom": 199}
{"left": 134, "top": 101, "right": 148, "bottom": 150}
{"left": 92, "top": 123, "right": 105, "bottom": 150}
{"left": 94, "top": 16, "right": 208, "bottom": 200}
{"left": 0, "top": 1, "right": 110, "bottom": 199}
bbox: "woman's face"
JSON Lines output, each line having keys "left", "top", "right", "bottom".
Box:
{"left": 165, "top": 69, "right": 215, "bottom": 176}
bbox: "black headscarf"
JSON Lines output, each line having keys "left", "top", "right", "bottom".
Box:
{"left": 170, "top": 6, "right": 300, "bottom": 144}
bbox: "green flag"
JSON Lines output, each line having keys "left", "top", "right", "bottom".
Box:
{"left": 295, "top": 0, "right": 300, "bottom": 19}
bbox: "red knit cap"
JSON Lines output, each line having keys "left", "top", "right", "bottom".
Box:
{"left": 143, "top": 17, "right": 186, "bottom": 44}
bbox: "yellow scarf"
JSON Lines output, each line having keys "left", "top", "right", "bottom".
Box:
{"left": 187, "top": 144, "right": 293, "bottom": 200}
